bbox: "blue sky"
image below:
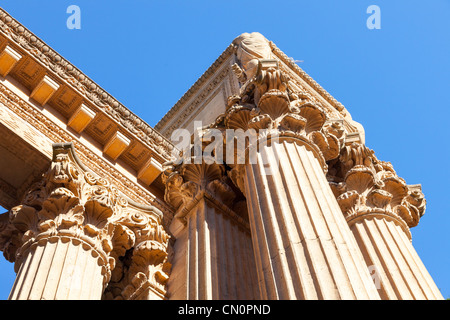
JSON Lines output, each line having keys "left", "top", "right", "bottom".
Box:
{"left": 0, "top": 0, "right": 449, "bottom": 299}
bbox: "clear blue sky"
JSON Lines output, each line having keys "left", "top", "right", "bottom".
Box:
{"left": 0, "top": 0, "right": 449, "bottom": 299}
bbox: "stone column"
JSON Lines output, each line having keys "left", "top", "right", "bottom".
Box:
{"left": 163, "top": 161, "right": 259, "bottom": 300}
{"left": 0, "top": 143, "right": 170, "bottom": 300}
{"left": 9, "top": 233, "right": 106, "bottom": 300}
{"left": 330, "top": 142, "right": 443, "bottom": 300}
{"left": 221, "top": 61, "right": 380, "bottom": 299}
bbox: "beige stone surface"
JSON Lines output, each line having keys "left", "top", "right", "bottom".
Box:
{"left": 0, "top": 45, "right": 21, "bottom": 77}
{"left": 0, "top": 100, "right": 52, "bottom": 209}
{"left": 242, "top": 140, "right": 379, "bottom": 299}
{"left": 30, "top": 75, "right": 59, "bottom": 106}
{"left": 351, "top": 217, "right": 443, "bottom": 300}
{"left": 137, "top": 157, "right": 163, "bottom": 186}
{"left": 1, "top": 143, "right": 170, "bottom": 300}
{"left": 198, "top": 53, "right": 380, "bottom": 299}
{"left": 0, "top": 8, "right": 442, "bottom": 300}
{"left": 103, "top": 131, "right": 131, "bottom": 161}
{"left": 164, "top": 162, "right": 258, "bottom": 300}
{"left": 9, "top": 236, "right": 105, "bottom": 300}
{"left": 67, "top": 103, "right": 96, "bottom": 134}
{"left": 328, "top": 142, "right": 443, "bottom": 299}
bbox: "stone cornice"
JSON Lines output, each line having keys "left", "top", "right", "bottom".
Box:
{"left": 0, "top": 80, "right": 174, "bottom": 227}
{"left": 0, "top": 7, "right": 174, "bottom": 163}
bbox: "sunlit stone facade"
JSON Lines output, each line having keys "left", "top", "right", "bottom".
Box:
{"left": 0, "top": 9, "right": 442, "bottom": 300}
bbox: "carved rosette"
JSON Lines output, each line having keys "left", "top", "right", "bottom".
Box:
{"left": 0, "top": 143, "right": 170, "bottom": 299}
{"left": 328, "top": 142, "right": 426, "bottom": 235}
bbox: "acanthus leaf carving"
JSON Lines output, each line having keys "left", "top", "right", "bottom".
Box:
{"left": 328, "top": 142, "right": 426, "bottom": 232}
{"left": 0, "top": 9, "right": 174, "bottom": 161}
{"left": 215, "top": 49, "right": 346, "bottom": 171}
{"left": 162, "top": 158, "right": 237, "bottom": 214}
{"left": 0, "top": 143, "right": 171, "bottom": 299}
{"left": 103, "top": 207, "right": 171, "bottom": 300}
{"left": 164, "top": 36, "right": 350, "bottom": 202}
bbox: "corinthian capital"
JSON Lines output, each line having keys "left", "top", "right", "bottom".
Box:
{"left": 103, "top": 204, "right": 171, "bottom": 300}
{"left": 219, "top": 59, "right": 346, "bottom": 166}
{"left": 0, "top": 143, "right": 170, "bottom": 296}
{"left": 162, "top": 159, "right": 236, "bottom": 212}
{"left": 329, "top": 142, "right": 426, "bottom": 231}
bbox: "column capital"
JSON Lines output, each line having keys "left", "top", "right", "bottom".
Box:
{"left": 0, "top": 143, "right": 170, "bottom": 298}
{"left": 162, "top": 159, "right": 244, "bottom": 227}
{"left": 103, "top": 203, "right": 171, "bottom": 300}
{"left": 170, "top": 59, "right": 347, "bottom": 210}
{"left": 216, "top": 60, "right": 346, "bottom": 169}
{"left": 328, "top": 142, "right": 426, "bottom": 234}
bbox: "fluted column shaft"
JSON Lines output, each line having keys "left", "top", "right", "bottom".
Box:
{"left": 332, "top": 142, "right": 443, "bottom": 300}
{"left": 242, "top": 138, "right": 380, "bottom": 299}
{"left": 349, "top": 215, "right": 443, "bottom": 300}
{"left": 168, "top": 195, "right": 258, "bottom": 300}
{"left": 9, "top": 236, "right": 106, "bottom": 300}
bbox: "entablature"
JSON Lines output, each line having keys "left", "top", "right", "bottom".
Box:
{"left": 0, "top": 8, "right": 175, "bottom": 190}
{"left": 0, "top": 8, "right": 175, "bottom": 226}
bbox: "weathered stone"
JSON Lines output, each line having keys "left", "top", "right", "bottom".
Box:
{"left": 0, "top": 9, "right": 442, "bottom": 300}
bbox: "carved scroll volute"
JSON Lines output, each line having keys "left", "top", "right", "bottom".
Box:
{"left": 402, "top": 186, "right": 426, "bottom": 228}
{"left": 104, "top": 206, "right": 171, "bottom": 300}
{"left": 330, "top": 142, "right": 426, "bottom": 232}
